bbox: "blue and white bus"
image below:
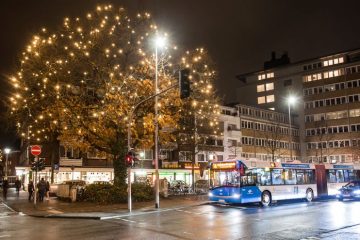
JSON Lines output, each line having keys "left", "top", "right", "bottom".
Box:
{"left": 208, "top": 159, "right": 317, "bottom": 206}
{"left": 316, "top": 163, "right": 360, "bottom": 196}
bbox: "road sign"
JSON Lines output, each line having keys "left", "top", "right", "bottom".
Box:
{"left": 30, "top": 145, "right": 42, "bottom": 156}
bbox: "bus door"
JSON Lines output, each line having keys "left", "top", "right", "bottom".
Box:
{"left": 315, "top": 164, "right": 328, "bottom": 196}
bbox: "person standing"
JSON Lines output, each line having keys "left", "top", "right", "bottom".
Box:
{"left": 15, "top": 178, "right": 21, "bottom": 195}
{"left": 2, "top": 178, "right": 9, "bottom": 200}
{"left": 46, "top": 181, "right": 50, "bottom": 200}
{"left": 28, "top": 181, "right": 34, "bottom": 201}
{"left": 37, "top": 178, "right": 46, "bottom": 202}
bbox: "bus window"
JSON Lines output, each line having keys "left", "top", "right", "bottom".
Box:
{"left": 344, "top": 170, "right": 350, "bottom": 182}
{"left": 348, "top": 170, "right": 356, "bottom": 181}
{"left": 327, "top": 170, "right": 336, "bottom": 183}
{"left": 213, "top": 171, "right": 240, "bottom": 187}
{"left": 271, "top": 169, "right": 284, "bottom": 185}
{"left": 336, "top": 170, "right": 344, "bottom": 183}
{"left": 241, "top": 175, "right": 257, "bottom": 186}
{"left": 305, "top": 170, "right": 315, "bottom": 184}
{"left": 255, "top": 168, "right": 271, "bottom": 186}
{"left": 284, "top": 169, "right": 297, "bottom": 185}
{"left": 296, "top": 170, "right": 305, "bottom": 184}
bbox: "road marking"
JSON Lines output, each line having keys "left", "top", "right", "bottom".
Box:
{"left": 0, "top": 235, "right": 11, "bottom": 239}
{"left": 115, "top": 218, "right": 136, "bottom": 223}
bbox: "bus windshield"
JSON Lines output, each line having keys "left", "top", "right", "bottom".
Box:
{"left": 213, "top": 170, "right": 240, "bottom": 187}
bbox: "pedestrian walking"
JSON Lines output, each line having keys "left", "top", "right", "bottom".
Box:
{"left": 28, "top": 181, "right": 34, "bottom": 201}
{"left": 37, "top": 178, "right": 46, "bottom": 202}
{"left": 46, "top": 180, "right": 50, "bottom": 200}
{"left": 2, "top": 178, "right": 9, "bottom": 200}
{"left": 15, "top": 178, "right": 21, "bottom": 194}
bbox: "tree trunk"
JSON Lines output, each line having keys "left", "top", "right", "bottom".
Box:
{"left": 113, "top": 152, "right": 127, "bottom": 186}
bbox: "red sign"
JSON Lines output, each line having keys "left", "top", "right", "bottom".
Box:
{"left": 30, "top": 145, "right": 42, "bottom": 156}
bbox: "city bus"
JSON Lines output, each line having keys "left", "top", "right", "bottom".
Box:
{"left": 208, "top": 159, "right": 317, "bottom": 206}
{"left": 315, "top": 163, "right": 360, "bottom": 196}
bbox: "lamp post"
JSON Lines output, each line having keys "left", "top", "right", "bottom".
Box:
{"left": 4, "top": 148, "right": 11, "bottom": 179}
{"left": 154, "top": 35, "right": 166, "bottom": 209}
{"left": 287, "top": 96, "right": 297, "bottom": 161}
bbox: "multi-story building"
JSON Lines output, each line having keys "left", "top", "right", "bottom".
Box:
{"left": 220, "top": 104, "right": 300, "bottom": 162}
{"left": 236, "top": 48, "right": 360, "bottom": 163}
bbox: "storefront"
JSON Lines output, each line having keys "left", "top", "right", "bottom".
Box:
{"left": 15, "top": 166, "right": 208, "bottom": 187}
{"left": 15, "top": 166, "right": 114, "bottom": 186}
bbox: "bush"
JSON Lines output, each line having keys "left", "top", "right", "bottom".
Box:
{"left": 81, "top": 182, "right": 154, "bottom": 204}
{"left": 132, "top": 182, "right": 155, "bottom": 202}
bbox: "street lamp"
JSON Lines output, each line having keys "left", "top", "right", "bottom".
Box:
{"left": 4, "top": 148, "right": 11, "bottom": 179}
{"left": 154, "top": 34, "right": 166, "bottom": 209}
{"left": 287, "top": 96, "right": 297, "bottom": 161}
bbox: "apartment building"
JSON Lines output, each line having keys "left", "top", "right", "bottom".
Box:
{"left": 236, "top": 48, "right": 360, "bottom": 163}
{"left": 220, "top": 104, "right": 300, "bottom": 162}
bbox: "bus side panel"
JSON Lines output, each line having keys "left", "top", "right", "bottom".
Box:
{"left": 315, "top": 164, "right": 328, "bottom": 197}
{"left": 240, "top": 186, "right": 261, "bottom": 203}
{"left": 259, "top": 184, "right": 317, "bottom": 201}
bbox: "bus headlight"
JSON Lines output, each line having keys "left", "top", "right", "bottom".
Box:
{"left": 353, "top": 190, "right": 360, "bottom": 195}
{"left": 208, "top": 192, "right": 214, "bottom": 197}
{"left": 233, "top": 193, "right": 240, "bottom": 198}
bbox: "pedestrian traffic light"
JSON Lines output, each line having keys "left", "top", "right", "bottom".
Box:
{"left": 125, "top": 152, "right": 134, "bottom": 167}
{"left": 179, "top": 68, "right": 191, "bottom": 99}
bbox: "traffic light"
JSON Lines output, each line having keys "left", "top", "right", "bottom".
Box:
{"left": 179, "top": 68, "right": 190, "bottom": 99}
{"left": 125, "top": 152, "right": 134, "bottom": 168}
{"left": 31, "top": 158, "right": 45, "bottom": 172}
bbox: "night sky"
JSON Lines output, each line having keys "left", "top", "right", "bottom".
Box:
{"left": 0, "top": 0, "right": 360, "bottom": 147}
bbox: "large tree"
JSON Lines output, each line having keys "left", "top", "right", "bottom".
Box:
{"left": 9, "top": 4, "right": 219, "bottom": 186}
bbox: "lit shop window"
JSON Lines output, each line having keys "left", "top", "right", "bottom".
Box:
{"left": 258, "top": 72, "right": 274, "bottom": 80}
{"left": 266, "top": 95, "right": 275, "bottom": 103}
{"left": 257, "top": 84, "right": 265, "bottom": 92}
{"left": 258, "top": 96, "right": 266, "bottom": 104}
{"left": 266, "top": 82, "right": 274, "bottom": 91}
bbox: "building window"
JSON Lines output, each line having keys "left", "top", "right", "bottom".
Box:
{"left": 284, "top": 79, "right": 292, "bottom": 87}
{"left": 266, "top": 95, "right": 275, "bottom": 103}
{"left": 258, "top": 72, "right": 274, "bottom": 80}
{"left": 258, "top": 96, "right": 266, "bottom": 104}
{"left": 257, "top": 84, "right": 265, "bottom": 92}
{"left": 266, "top": 82, "right": 274, "bottom": 91}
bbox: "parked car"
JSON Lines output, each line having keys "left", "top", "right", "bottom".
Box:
{"left": 336, "top": 180, "right": 360, "bottom": 201}
{"left": 194, "top": 180, "right": 209, "bottom": 194}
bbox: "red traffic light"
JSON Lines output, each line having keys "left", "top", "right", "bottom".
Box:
{"left": 125, "top": 153, "right": 134, "bottom": 167}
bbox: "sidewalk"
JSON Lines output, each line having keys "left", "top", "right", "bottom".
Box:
{"left": 0, "top": 188, "right": 208, "bottom": 220}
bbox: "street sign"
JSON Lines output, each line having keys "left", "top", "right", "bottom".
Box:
{"left": 30, "top": 145, "right": 42, "bottom": 156}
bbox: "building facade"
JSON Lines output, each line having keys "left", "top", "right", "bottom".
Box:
{"left": 220, "top": 104, "right": 300, "bottom": 162}
{"left": 236, "top": 48, "right": 360, "bottom": 163}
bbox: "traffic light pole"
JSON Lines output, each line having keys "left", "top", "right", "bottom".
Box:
{"left": 34, "top": 156, "right": 38, "bottom": 205}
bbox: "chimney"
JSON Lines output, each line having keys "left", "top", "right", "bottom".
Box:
{"left": 271, "top": 51, "right": 276, "bottom": 60}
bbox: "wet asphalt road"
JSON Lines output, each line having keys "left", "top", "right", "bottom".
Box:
{"left": 1, "top": 199, "right": 360, "bottom": 240}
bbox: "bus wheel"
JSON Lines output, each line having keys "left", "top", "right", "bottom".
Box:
{"left": 261, "top": 191, "right": 272, "bottom": 207}
{"left": 306, "top": 188, "right": 314, "bottom": 202}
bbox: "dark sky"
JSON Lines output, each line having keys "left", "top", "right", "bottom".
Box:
{"left": 0, "top": 0, "right": 360, "bottom": 147}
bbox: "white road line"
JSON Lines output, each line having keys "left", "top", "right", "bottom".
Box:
{"left": 0, "top": 235, "right": 11, "bottom": 238}
{"left": 0, "top": 203, "right": 16, "bottom": 212}
{"left": 116, "top": 218, "right": 136, "bottom": 223}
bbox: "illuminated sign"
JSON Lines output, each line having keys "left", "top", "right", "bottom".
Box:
{"left": 333, "top": 165, "right": 353, "bottom": 169}
{"left": 184, "top": 163, "right": 200, "bottom": 169}
{"left": 212, "top": 162, "right": 236, "bottom": 170}
{"left": 281, "top": 163, "right": 310, "bottom": 169}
